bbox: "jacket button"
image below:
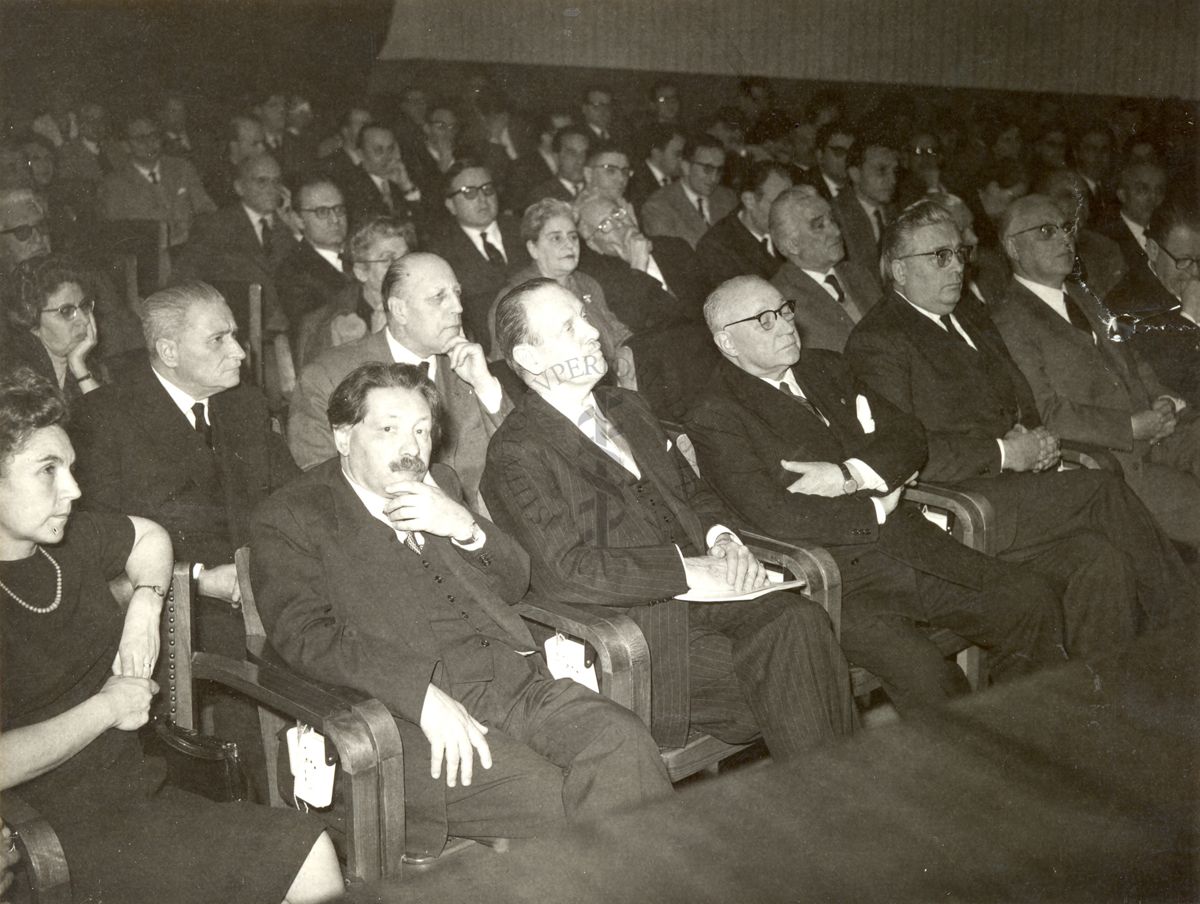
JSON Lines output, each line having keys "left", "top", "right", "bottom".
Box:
{"left": 480, "top": 639, "right": 490, "bottom": 647}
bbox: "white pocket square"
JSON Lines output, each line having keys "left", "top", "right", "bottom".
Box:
{"left": 855, "top": 394, "right": 876, "bottom": 434}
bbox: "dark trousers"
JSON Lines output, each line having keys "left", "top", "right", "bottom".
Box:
{"left": 443, "top": 676, "right": 672, "bottom": 840}
{"left": 684, "top": 591, "right": 858, "bottom": 760}
{"left": 833, "top": 549, "right": 1066, "bottom": 714}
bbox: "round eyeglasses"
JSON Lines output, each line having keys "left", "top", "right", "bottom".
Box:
{"left": 1008, "top": 220, "right": 1078, "bottom": 241}
{"left": 722, "top": 300, "right": 797, "bottom": 331}
{"left": 41, "top": 297, "right": 95, "bottom": 321}
{"left": 1156, "top": 244, "right": 1200, "bottom": 275}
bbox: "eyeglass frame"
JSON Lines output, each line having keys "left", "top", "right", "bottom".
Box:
{"left": 895, "top": 245, "right": 974, "bottom": 269}
{"left": 1155, "top": 243, "right": 1200, "bottom": 274}
{"left": 296, "top": 204, "right": 347, "bottom": 220}
{"left": 445, "top": 182, "right": 497, "bottom": 201}
{"left": 588, "top": 207, "right": 630, "bottom": 236}
{"left": 589, "top": 162, "right": 633, "bottom": 179}
{"left": 721, "top": 299, "right": 797, "bottom": 331}
{"left": 40, "top": 296, "right": 95, "bottom": 321}
{"left": 1007, "top": 220, "right": 1079, "bottom": 241}
{"left": 0, "top": 220, "right": 48, "bottom": 242}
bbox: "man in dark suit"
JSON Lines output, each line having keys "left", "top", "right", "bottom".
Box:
{"left": 483, "top": 278, "right": 858, "bottom": 759}
{"left": 276, "top": 176, "right": 354, "bottom": 346}
{"left": 507, "top": 111, "right": 572, "bottom": 215}
{"left": 338, "top": 124, "right": 420, "bottom": 234}
{"left": 425, "top": 161, "right": 529, "bottom": 348}
{"left": 627, "top": 124, "right": 684, "bottom": 216}
{"left": 254, "top": 361, "right": 670, "bottom": 858}
{"left": 833, "top": 136, "right": 899, "bottom": 289}
{"left": 288, "top": 252, "right": 510, "bottom": 507}
{"left": 686, "top": 276, "right": 1066, "bottom": 706}
{"left": 991, "top": 194, "right": 1200, "bottom": 547}
{"left": 1099, "top": 161, "right": 1166, "bottom": 276}
{"left": 522, "top": 126, "right": 589, "bottom": 210}
{"left": 696, "top": 160, "right": 792, "bottom": 292}
{"left": 812, "top": 123, "right": 855, "bottom": 203}
{"left": 641, "top": 134, "right": 738, "bottom": 250}
{"left": 1105, "top": 196, "right": 1200, "bottom": 407}
{"left": 846, "top": 200, "right": 1197, "bottom": 642}
{"left": 1035, "top": 168, "right": 1126, "bottom": 298}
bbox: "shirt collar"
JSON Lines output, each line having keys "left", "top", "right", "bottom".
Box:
{"left": 1120, "top": 212, "right": 1148, "bottom": 246}
{"left": 542, "top": 388, "right": 599, "bottom": 428}
{"left": 759, "top": 368, "right": 803, "bottom": 396}
{"left": 341, "top": 465, "right": 437, "bottom": 536}
{"left": 822, "top": 172, "right": 841, "bottom": 197}
{"left": 646, "top": 160, "right": 668, "bottom": 185}
{"left": 460, "top": 220, "right": 503, "bottom": 255}
{"left": 385, "top": 328, "right": 438, "bottom": 380}
{"left": 151, "top": 365, "right": 208, "bottom": 422}
{"left": 897, "top": 291, "right": 957, "bottom": 329}
{"left": 1013, "top": 273, "right": 1067, "bottom": 308}
{"left": 242, "top": 204, "right": 272, "bottom": 227}
{"left": 133, "top": 161, "right": 161, "bottom": 182}
{"left": 680, "top": 180, "right": 703, "bottom": 208}
{"left": 309, "top": 241, "right": 343, "bottom": 271}
{"left": 738, "top": 210, "right": 768, "bottom": 243}
{"left": 801, "top": 265, "right": 836, "bottom": 284}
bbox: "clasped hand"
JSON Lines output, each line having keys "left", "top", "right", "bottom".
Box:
{"left": 1133, "top": 398, "right": 1178, "bottom": 443}
{"left": 98, "top": 673, "right": 158, "bottom": 731}
{"left": 383, "top": 478, "right": 476, "bottom": 541}
{"left": 684, "top": 538, "right": 769, "bottom": 595}
{"left": 419, "top": 684, "right": 491, "bottom": 788}
{"left": 1003, "top": 424, "right": 1060, "bottom": 472}
{"left": 780, "top": 460, "right": 845, "bottom": 497}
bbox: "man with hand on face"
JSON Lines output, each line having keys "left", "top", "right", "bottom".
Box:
{"left": 254, "top": 362, "right": 671, "bottom": 859}
{"left": 288, "top": 252, "right": 510, "bottom": 507}
{"left": 483, "top": 279, "right": 858, "bottom": 759}
{"left": 685, "top": 276, "right": 1066, "bottom": 709}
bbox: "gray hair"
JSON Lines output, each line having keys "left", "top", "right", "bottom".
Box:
{"left": 141, "top": 281, "right": 227, "bottom": 357}
{"left": 349, "top": 215, "right": 411, "bottom": 264}
{"left": 521, "top": 197, "right": 575, "bottom": 244}
{"left": 767, "top": 185, "right": 821, "bottom": 253}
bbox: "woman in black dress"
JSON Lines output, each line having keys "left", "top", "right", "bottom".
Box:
{"left": 0, "top": 368, "right": 343, "bottom": 903}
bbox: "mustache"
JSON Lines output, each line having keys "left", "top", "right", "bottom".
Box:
{"left": 388, "top": 455, "right": 427, "bottom": 476}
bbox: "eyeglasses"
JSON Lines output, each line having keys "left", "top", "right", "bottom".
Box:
{"left": 41, "top": 297, "right": 95, "bottom": 321}
{"left": 1008, "top": 220, "right": 1078, "bottom": 241}
{"left": 722, "top": 299, "right": 796, "bottom": 331}
{"left": 590, "top": 207, "right": 629, "bottom": 235}
{"left": 428, "top": 119, "right": 456, "bottom": 131}
{"left": 297, "top": 204, "right": 346, "bottom": 220}
{"left": 446, "top": 182, "right": 497, "bottom": 201}
{"left": 0, "top": 221, "right": 47, "bottom": 242}
{"left": 896, "top": 245, "right": 974, "bottom": 268}
{"left": 910, "top": 146, "right": 939, "bottom": 157}
{"left": 591, "top": 163, "right": 633, "bottom": 178}
{"left": 1157, "top": 244, "right": 1200, "bottom": 274}
{"left": 354, "top": 254, "right": 405, "bottom": 265}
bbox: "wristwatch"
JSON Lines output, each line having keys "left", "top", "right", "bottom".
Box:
{"left": 838, "top": 462, "right": 859, "bottom": 495}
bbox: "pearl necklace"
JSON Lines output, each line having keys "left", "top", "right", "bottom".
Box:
{"left": 0, "top": 546, "right": 63, "bottom": 614}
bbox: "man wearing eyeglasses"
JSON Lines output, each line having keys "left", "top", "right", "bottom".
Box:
{"left": 0, "top": 188, "right": 50, "bottom": 274}
{"left": 641, "top": 134, "right": 738, "bottom": 250}
{"left": 811, "top": 124, "right": 854, "bottom": 203}
{"left": 993, "top": 194, "right": 1200, "bottom": 548}
{"left": 685, "top": 275, "right": 1067, "bottom": 710}
{"left": 847, "top": 199, "right": 1196, "bottom": 648}
{"left": 834, "top": 132, "right": 899, "bottom": 288}
{"left": 1105, "top": 196, "right": 1200, "bottom": 408}
{"left": 426, "top": 161, "right": 529, "bottom": 352}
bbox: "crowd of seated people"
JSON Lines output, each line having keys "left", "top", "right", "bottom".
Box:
{"left": 0, "top": 63, "right": 1197, "bottom": 902}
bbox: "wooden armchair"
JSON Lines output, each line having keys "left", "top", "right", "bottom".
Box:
{"left": 4, "top": 792, "right": 70, "bottom": 904}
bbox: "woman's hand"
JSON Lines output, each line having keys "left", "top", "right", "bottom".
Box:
{"left": 112, "top": 592, "right": 161, "bottom": 678}
{"left": 97, "top": 674, "right": 158, "bottom": 731}
{"left": 67, "top": 310, "right": 98, "bottom": 377}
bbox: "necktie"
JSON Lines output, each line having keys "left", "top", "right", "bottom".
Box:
{"left": 191, "top": 402, "right": 212, "bottom": 447}
{"left": 147, "top": 169, "right": 160, "bottom": 185}
{"left": 872, "top": 208, "right": 885, "bottom": 245}
{"left": 825, "top": 273, "right": 846, "bottom": 304}
{"left": 480, "top": 231, "right": 506, "bottom": 266}
{"left": 940, "top": 314, "right": 973, "bottom": 348}
{"left": 378, "top": 179, "right": 394, "bottom": 211}
{"left": 697, "top": 197, "right": 709, "bottom": 225}
{"left": 400, "top": 531, "right": 424, "bottom": 554}
{"left": 1062, "top": 294, "right": 1096, "bottom": 339}
{"left": 578, "top": 405, "right": 638, "bottom": 474}
{"left": 777, "top": 380, "right": 827, "bottom": 424}
{"left": 259, "top": 216, "right": 274, "bottom": 255}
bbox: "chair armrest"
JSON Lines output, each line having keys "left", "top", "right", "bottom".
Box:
{"left": 904, "top": 481, "right": 997, "bottom": 556}
{"left": 5, "top": 792, "right": 71, "bottom": 903}
{"left": 1061, "top": 441, "right": 1124, "bottom": 476}
{"left": 517, "top": 600, "right": 650, "bottom": 723}
{"left": 741, "top": 532, "right": 842, "bottom": 637}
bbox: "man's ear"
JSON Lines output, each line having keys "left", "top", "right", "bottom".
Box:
{"left": 1001, "top": 235, "right": 1019, "bottom": 264}
{"left": 739, "top": 189, "right": 756, "bottom": 211}
{"left": 444, "top": 195, "right": 455, "bottom": 217}
{"left": 889, "top": 258, "right": 907, "bottom": 288}
{"left": 511, "top": 342, "right": 540, "bottom": 376}
{"left": 155, "top": 337, "right": 178, "bottom": 368}
{"left": 333, "top": 424, "right": 352, "bottom": 458}
{"left": 713, "top": 328, "right": 738, "bottom": 358}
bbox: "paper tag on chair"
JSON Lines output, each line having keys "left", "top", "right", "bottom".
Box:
{"left": 544, "top": 634, "right": 599, "bottom": 692}
{"left": 919, "top": 506, "right": 950, "bottom": 532}
{"left": 286, "top": 724, "right": 336, "bottom": 809}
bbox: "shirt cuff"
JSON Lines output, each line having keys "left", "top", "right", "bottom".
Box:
{"left": 845, "top": 458, "right": 887, "bottom": 493}
{"left": 996, "top": 438, "right": 1007, "bottom": 471}
{"left": 870, "top": 497, "right": 887, "bottom": 525}
{"left": 1159, "top": 394, "right": 1187, "bottom": 414}
{"left": 705, "top": 524, "right": 740, "bottom": 550}
{"left": 477, "top": 377, "right": 504, "bottom": 414}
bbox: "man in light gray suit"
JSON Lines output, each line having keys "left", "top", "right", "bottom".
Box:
{"left": 287, "top": 252, "right": 511, "bottom": 506}
{"left": 770, "top": 186, "right": 881, "bottom": 352}
{"left": 641, "top": 134, "right": 737, "bottom": 249}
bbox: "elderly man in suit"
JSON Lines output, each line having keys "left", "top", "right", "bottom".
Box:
{"left": 97, "top": 116, "right": 215, "bottom": 248}
{"left": 686, "top": 276, "right": 1067, "bottom": 706}
{"left": 483, "top": 278, "right": 857, "bottom": 759}
{"left": 770, "top": 186, "right": 881, "bottom": 352}
{"left": 339, "top": 124, "right": 420, "bottom": 233}
{"left": 832, "top": 135, "right": 899, "bottom": 289}
{"left": 276, "top": 176, "right": 354, "bottom": 345}
{"left": 288, "top": 252, "right": 509, "bottom": 507}
{"left": 1099, "top": 161, "right": 1166, "bottom": 276}
{"left": 846, "top": 200, "right": 1196, "bottom": 642}
{"left": 426, "top": 161, "right": 529, "bottom": 348}
{"left": 1035, "top": 168, "right": 1126, "bottom": 299}
{"left": 991, "top": 194, "right": 1200, "bottom": 546}
{"left": 641, "top": 134, "right": 737, "bottom": 249}
{"left": 254, "top": 361, "right": 670, "bottom": 858}
{"left": 696, "top": 160, "right": 792, "bottom": 292}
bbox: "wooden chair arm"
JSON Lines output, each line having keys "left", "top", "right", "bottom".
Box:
{"left": 1060, "top": 441, "right": 1123, "bottom": 476}
{"left": 904, "top": 481, "right": 997, "bottom": 556}
{"left": 741, "top": 532, "right": 843, "bottom": 638}
{"left": 517, "top": 600, "right": 651, "bottom": 723}
{"left": 4, "top": 793, "right": 71, "bottom": 903}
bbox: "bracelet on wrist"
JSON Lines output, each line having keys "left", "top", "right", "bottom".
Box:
{"left": 74, "top": 371, "right": 95, "bottom": 383}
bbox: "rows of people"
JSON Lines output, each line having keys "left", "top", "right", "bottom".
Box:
{"left": 1, "top": 72, "right": 1197, "bottom": 903}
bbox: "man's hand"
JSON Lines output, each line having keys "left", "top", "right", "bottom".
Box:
{"left": 97, "top": 674, "right": 158, "bottom": 731}
{"left": 707, "top": 536, "right": 769, "bottom": 593}
{"left": 197, "top": 562, "right": 242, "bottom": 607}
{"left": 113, "top": 592, "right": 161, "bottom": 678}
{"left": 781, "top": 460, "right": 845, "bottom": 497}
{"left": 627, "top": 234, "right": 653, "bottom": 272}
{"left": 1029, "top": 426, "right": 1061, "bottom": 471}
{"left": 1000, "top": 424, "right": 1045, "bottom": 472}
{"left": 444, "top": 335, "right": 500, "bottom": 394}
{"left": 1132, "top": 407, "right": 1174, "bottom": 442}
{"left": 419, "top": 684, "right": 491, "bottom": 788}
{"left": 276, "top": 185, "right": 304, "bottom": 236}
{"left": 383, "top": 478, "right": 477, "bottom": 541}
{"left": 1151, "top": 398, "right": 1179, "bottom": 441}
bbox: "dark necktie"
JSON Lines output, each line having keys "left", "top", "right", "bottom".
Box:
{"left": 191, "top": 402, "right": 212, "bottom": 447}
{"left": 697, "top": 197, "right": 709, "bottom": 225}
{"left": 1062, "top": 294, "right": 1095, "bottom": 338}
{"left": 777, "top": 379, "right": 826, "bottom": 424}
{"left": 259, "top": 216, "right": 274, "bottom": 255}
{"left": 873, "top": 208, "right": 885, "bottom": 246}
{"left": 940, "top": 314, "right": 973, "bottom": 348}
{"left": 147, "top": 169, "right": 160, "bottom": 185}
{"left": 825, "top": 273, "right": 846, "bottom": 304}
{"left": 480, "top": 231, "right": 506, "bottom": 266}
{"left": 378, "top": 179, "right": 394, "bottom": 211}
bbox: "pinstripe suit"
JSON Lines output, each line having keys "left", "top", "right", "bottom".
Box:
{"left": 482, "top": 386, "right": 857, "bottom": 756}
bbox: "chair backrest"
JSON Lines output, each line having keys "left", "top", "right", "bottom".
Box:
{"left": 234, "top": 545, "right": 270, "bottom": 660}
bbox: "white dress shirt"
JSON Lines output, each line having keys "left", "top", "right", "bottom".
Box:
{"left": 311, "top": 243, "right": 344, "bottom": 272}
{"left": 801, "top": 267, "right": 840, "bottom": 302}
{"left": 1120, "top": 212, "right": 1149, "bottom": 252}
{"left": 152, "top": 366, "right": 209, "bottom": 428}
{"left": 385, "top": 329, "right": 503, "bottom": 414}
{"left": 461, "top": 220, "right": 507, "bottom": 263}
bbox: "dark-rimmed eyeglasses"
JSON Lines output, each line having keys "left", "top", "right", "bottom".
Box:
{"left": 0, "top": 221, "right": 47, "bottom": 242}
{"left": 591, "top": 163, "right": 633, "bottom": 179}
{"left": 1008, "top": 220, "right": 1078, "bottom": 241}
{"left": 446, "top": 182, "right": 496, "bottom": 201}
{"left": 1157, "top": 244, "right": 1200, "bottom": 275}
{"left": 722, "top": 299, "right": 796, "bottom": 331}
{"left": 297, "top": 204, "right": 346, "bottom": 220}
{"left": 896, "top": 245, "right": 974, "bottom": 268}
{"left": 41, "top": 297, "right": 95, "bottom": 321}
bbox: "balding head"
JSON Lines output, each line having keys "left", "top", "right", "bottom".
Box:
{"left": 705, "top": 276, "right": 800, "bottom": 379}
{"left": 380, "top": 252, "right": 464, "bottom": 358}
{"left": 1001, "top": 194, "right": 1076, "bottom": 287}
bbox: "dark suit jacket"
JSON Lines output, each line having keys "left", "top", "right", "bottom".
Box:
{"left": 97, "top": 155, "right": 215, "bottom": 246}
{"left": 337, "top": 162, "right": 417, "bottom": 233}
{"left": 483, "top": 386, "right": 731, "bottom": 747}
{"left": 1099, "top": 216, "right": 1151, "bottom": 276}
{"left": 577, "top": 244, "right": 695, "bottom": 333}
{"left": 627, "top": 161, "right": 669, "bottom": 216}
{"left": 425, "top": 217, "right": 530, "bottom": 348}
{"left": 991, "top": 278, "right": 1170, "bottom": 451}
{"left": 771, "top": 260, "right": 881, "bottom": 353}
{"left": 251, "top": 458, "right": 536, "bottom": 855}
{"left": 276, "top": 240, "right": 354, "bottom": 343}
{"left": 646, "top": 235, "right": 706, "bottom": 314}
{"left": 523, "top": 175, "right": 577, "bottom": 210}
{"left": 174, "top": 204, "right": 296, "bottom": 289}
{"left": 696, "top": 210, "right": 782, "bottom": 293}
{"left": 685, "top": 354, "right": 983, "bottom": 591}
{"left": 1105, "top": 266, "right": 1200, "bottom": 407}
{"left": 70, "top": 362, "right": 298, "bottom": 564}
{"left": 832, "top": 191, "right": 890, "bottom": 288}
{"left": 1076, "top": 228, "right": 1127, "bottom": 300}
{"left": 641, "top": 181, "right": 738, "bottom": 250}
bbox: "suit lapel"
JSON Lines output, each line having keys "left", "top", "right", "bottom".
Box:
{"left": 525, "top": 390, "right": 636, "bottom": 493}
{"left": 128, "top": 365, "right": 216, "bottom": 477}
